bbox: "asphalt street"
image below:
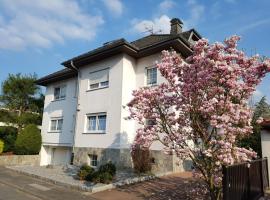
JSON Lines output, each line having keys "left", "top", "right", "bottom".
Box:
{"left": 0, "top": 167, "right": 93, "bottom": 200}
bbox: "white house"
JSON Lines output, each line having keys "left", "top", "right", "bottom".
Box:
{"left": 36, "top": 18, "right": 201, "bottom": 173}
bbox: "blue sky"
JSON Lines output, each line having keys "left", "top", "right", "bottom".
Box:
{"left": 0, "top": 0, "right": 270, "bottom": 103}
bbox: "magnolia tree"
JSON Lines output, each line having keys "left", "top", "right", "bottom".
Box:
{"left": 127, "top": 36, "right": 270, "bottom": 200}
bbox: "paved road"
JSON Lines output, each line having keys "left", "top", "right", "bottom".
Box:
{"left": 0, "top": 166, "right": 203, "bottom": 200}
{"left": 0, "top": 167, "right": 93, "bottom": 200}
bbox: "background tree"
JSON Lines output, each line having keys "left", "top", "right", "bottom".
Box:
{"left": 127, "top": 36, "right": 270, "bottom": 199}
{"left": 0, "top": 73, "right": 44, "bottom": 129}
{"left": 239, "top": 96, "right": 270, "bottom": 156}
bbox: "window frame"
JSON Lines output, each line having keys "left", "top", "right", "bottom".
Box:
{"left": 49, "top": 117, "right": 64, "bottom": 133}
{"left": 85, "top": 113, "right": 107, "bottom": 134}
{"left": 53, "top": 85, "right": 66, "bottom": 101}
{"left": 88, "top": 68, "right": 110, "bottom": 91}
{"left": 146, "top": 66, "right": 157, "bottom": 86}
{"left": 145, "top": 119, "right": 157, "bottom": 127}
{"left": 88, "top": 154, "right": 98, "bottom": 167}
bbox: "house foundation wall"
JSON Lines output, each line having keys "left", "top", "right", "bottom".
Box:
{"left": 73, "top": 147, "right": 192, "bottom": 174}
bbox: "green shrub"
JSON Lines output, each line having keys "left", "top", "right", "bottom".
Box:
{"left": 77, "top": 164, "right": 94, "bottom": 180}
{"left": 14, "top": 124, "right": 41, "bottom": 155}
{"left": 99, "top": 172, "right": 113, "bottom": 184}
{"left": 0, "top": 126, "right": 17, "bottom": 152}
{"left": 78, "top": 170, "right": 90, "bottom": 180}
{"left": 85, "top": 171, "right": 99, "bottom": 182}
{"left": 84, "top": 162, "right": 116, "bottom": 183}
{"left": 80, "top": 164, "right": 94, "bottom": 172}
{"left": 86, "top": 171, "right": 113, "bottom": 184}
{"left": 131, "top": 145, "right": 152, "bottom": 174}
{"left": 98, "top": 162, "right": 116, "bottom": 176}
{"left": 0, "top": 139, "right": 4, "bottom": 154}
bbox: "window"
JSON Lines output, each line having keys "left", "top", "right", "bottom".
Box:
{"left": 89, "top": 68, "right": 109, "bottom": 90}
{"left": 54, "top": 85, "right": 66, "bottom": 100}
{"left": 146, "top": 67, "right": 157, "bottom": 85}
{"left": 146, "top": 119, "right": 156, "bottom": 127}
{"left": 50, "top": 118, "right": 63, "bottom": 132}
{"left": 89, "top": 154, "right": 98, "bottom": 167}
{"left": 86, "top": 113, "right": 107, "bottom": 133}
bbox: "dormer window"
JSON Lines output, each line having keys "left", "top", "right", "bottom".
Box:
{"left": 146, "top": 67, "right": 157, "bottom": 86}
{"left": 54, "top": 85, "right": 66, "bottom": 100}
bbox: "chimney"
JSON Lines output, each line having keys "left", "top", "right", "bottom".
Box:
{"left": 170, "top": 18, "right": 183, "bottom": 34}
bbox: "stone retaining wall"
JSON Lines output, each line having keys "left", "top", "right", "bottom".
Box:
{"left": 73, "top": 147, "right": 192, "bottom": 174}
{"left": 0, "top": 155, "right": 40, "bottom": 166}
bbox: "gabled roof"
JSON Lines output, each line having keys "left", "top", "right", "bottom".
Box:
{"left": 36, "top": 29, "right": 201, "bottom": 86}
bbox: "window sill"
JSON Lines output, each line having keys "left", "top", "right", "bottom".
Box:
{"left": 86, "top": 86, "right": 109, "bottom": 92}
{"left": 47, "top": 131, "right": 62, "bottom": 133}
{"left": 83, "top": 131, "right": 106, "bottom": 134}
{"left": 52, "top": 98, "right": 65, "bottom": 102}
{"left": 146, "top": 84, "right": 158, "bottom": 87}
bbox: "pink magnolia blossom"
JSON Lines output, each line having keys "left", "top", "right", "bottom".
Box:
{"left": 127, "top": 35, "right": 270, "bottom": 199}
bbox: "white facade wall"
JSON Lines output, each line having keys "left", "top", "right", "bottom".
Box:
{"left": 74, "top": 55, "right": 124, "bottom": 149}
{"left": 132, "top": 53, "right": 165, "bottom": 150}
{"left": 119, "top": 54, "right": 137, "bottom": 148}
{"left": 40, "top": 52, "right": 167, "bottom": 166}
{"left": 41, "top": 77, "right": 77, "bottom": 146}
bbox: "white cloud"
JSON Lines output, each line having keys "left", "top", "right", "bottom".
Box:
{"left": 102, "top": 0, "right": 123, "bottom": 17}
{"left": 184, "top": 0, "right": 205, "bottom": 28}
{"left": 159, "top": 0, "right": 175, "bottom": 12}
{"left": 238, "top": 19, "right": 270, "bottom": 34}
{"left": 252, "top": 89, "right": 264, "bottom": 103}
{"left": 131, "top": 15, "right": 171, "bottom": 34}
{"left": 0, "top": 0, "right": 104, "bottom": 50}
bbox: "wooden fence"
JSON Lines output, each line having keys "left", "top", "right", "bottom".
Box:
{"left": 222, "top": 158, "right": 269, "bottom": 200}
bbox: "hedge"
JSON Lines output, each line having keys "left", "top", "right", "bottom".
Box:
{"left": 0, "top": 139, "right": 4, "bottom": 154}
{"left": 14, "top": 124, "right": 41, "bottom": 155}
{"left": 0, "top": 126, "right": 17, "bottom": 152}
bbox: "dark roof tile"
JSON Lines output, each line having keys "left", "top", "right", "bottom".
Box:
{"left": 36, "top": 29, "right": 201, "bottom": 86}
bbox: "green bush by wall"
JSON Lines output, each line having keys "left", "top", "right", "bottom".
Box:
{"left": 0, "top": 126, "right": 17, "bottom": 152}
{"left": 14, "top": 124, "right": 41, "bottom": 155}
{"left": 0, "top": 139, "right": 4, "bottom": 154}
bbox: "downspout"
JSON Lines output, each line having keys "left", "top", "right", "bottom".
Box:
{"left": 70, "top": 60, "right": 80, "bottom": 164}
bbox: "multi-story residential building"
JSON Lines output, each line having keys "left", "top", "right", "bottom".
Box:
{"left": 36, "top": 18, "right": 201, "bottom": 173}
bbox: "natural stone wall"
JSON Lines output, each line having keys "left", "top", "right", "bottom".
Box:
{"left": 73, "top": 147, "right": 191, "bottom": 174}
{"left": 73, "top": 147, "right": 133, "bottom": 170}
{"left": 0, "top": 155, "right": 40, "bottom": 166}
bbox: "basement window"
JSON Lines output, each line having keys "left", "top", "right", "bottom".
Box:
{"left": 89, "top": 154, "right": 98, "bottom": 167}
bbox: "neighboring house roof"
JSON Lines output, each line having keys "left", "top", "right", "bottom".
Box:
{"left": 36, "top": 20, "right": 201, "bottom": 86}
{"left": 261, "top": 119, "right": 270, "bottom": 130}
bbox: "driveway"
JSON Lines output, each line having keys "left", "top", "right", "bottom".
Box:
{"left": 90, "top": 172, "right": 206, "bottom": 200}
{"left": 0, "top": 166, "right": 207, "bottom": 200}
